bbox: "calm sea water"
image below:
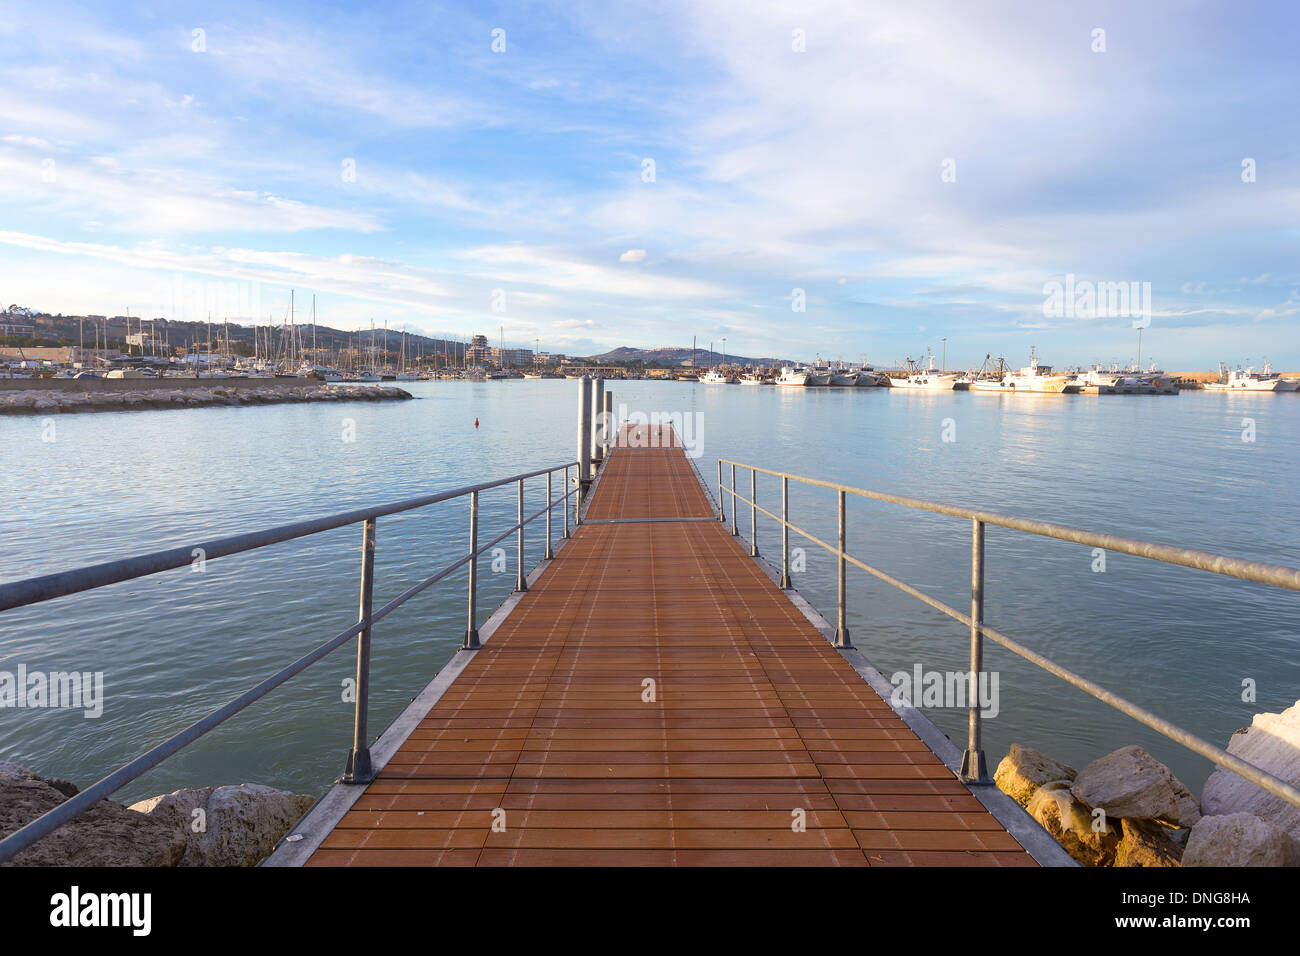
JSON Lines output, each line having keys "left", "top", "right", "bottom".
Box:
{"left": 1, "top": 381, "right": 1297, "bottom": 803}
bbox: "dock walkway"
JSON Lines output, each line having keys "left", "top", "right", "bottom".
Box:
{"left": 296, "top": 425, "right": 1039, "bottom": 866}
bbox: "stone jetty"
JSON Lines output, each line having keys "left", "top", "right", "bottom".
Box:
{"left": 0, "top": 381, "right": 412, "bottom": 415}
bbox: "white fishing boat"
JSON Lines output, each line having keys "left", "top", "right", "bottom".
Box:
{"left": 891, "top": 350, "right": 958, "bottom": 390}
{"left": 700, "top": 368, "right": 734, "bottom": 384}
{"left": 739, "top": 372, "right": 767, "bottom": 385}
{"left": 1205, "top": 364, "right": 1286, "bottom": 391}
{"left": 1261, "top": 360, "right": 1299, "bottom": 392}
{"left": 775, "top": 366, "right": 811, "bottom": 387}
{"left": 1073, "top": 365, "right": 1136, "bottom": 394}
{"left": 971, "top": 348, "right": 1077, "bottom": 393}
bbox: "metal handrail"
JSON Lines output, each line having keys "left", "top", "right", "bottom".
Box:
{"left": 717, "top": 457, "right": 1300, "bottom": 812}
{"left": 0, "top": 460, "right": 579, "bottom": 864}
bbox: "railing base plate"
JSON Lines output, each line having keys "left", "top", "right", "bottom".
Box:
{"left": 959, "top": 749, "right": 990, "bottom": 784}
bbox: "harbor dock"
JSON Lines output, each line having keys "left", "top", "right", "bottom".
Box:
{"left": 269, "top": 422, "right": 1052, "bottom": 866}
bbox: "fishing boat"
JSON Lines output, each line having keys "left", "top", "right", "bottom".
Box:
{"left": 1205, "top": 364, "right": 1287, "bottom": 391}
{"left": 1261, "top": 360, "right": 1299, "bottom": 392}
{"left": 891, "top": 350, "right": 958, "bottom": 390}
{"left": 739, "top": 372, "right": 767, "bottom": 385}
{"left": 829, "top": 362, "right": 859, "bottom": 387}
{"left": 775, "top": 366, "right": 811, "bottom": 387}
{"left": 971, "top": 348, "right": 1077, "bottom": 393}
{"left": 700, "top": 368, "right": 734, "bottom": 384}
{"left": 854, "top": 366, "right": 890, "bottom": 387}
{"left": 806, "top": 362, "right": 833, "bottom": 386}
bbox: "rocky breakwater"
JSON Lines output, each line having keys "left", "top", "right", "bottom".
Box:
{"left": 0, "top": 382, "right": 412, "bottom": 415}
{"left": 995, "top": 698, "right": 1300, "bottom": 867}
{"left": 0, "top": 762, "right": 313, "bottom": 866}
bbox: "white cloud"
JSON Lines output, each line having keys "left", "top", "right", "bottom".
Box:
{"left": 619, "top": 249, "right": 646, "bottom": 262}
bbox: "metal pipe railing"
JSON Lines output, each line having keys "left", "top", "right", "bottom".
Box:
{"left": 342, "top": 517, "right": 377, "bottom": 783}
{"left": 0, "top": 460, "right": 578, "bottom": 865}
{"left": 718, "top": 457, "right": 1300, "bottom": 806}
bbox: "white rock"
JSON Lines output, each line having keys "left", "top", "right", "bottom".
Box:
{"left": 1071, "top": 745, "right": 1200, "bottom": 827}
{"left": 1182, "top": 813, "right": 1300, "bottom": 867}
{"left": 1202, "top": 698, "right": 1300, "bottom": 842}
{"left": 129, "top": 783, "right": 315, "bottom": 867}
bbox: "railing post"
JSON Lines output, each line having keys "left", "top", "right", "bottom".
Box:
{"left": 464, "top": 490, "right": 481, "bottom": 650}
{"left": 961, "top": 518, "right": 990, "bottom": 783}
{"left": 563, "top": 465, "right": 571, "bottom": 539}
{"left": 516, "top": 477, "right": 528, "bottom": 592}
{"left": 590, "top": 377, "right": 604, "bottom": 473}
{"left": 717, "top": 460, "right": 725, "bottom": 523}
{"left": 603, "top": 390, "right": 612, "bottom": 460}
{"left": 577, "top": 376, "right": 592, "bottom": 507}
{"left": 544, "top": 470, "right": 554, "bottom": 560}
{"left": 342, "top": 517, "right": 376, "bottom": 783}
{"left": 749, "top": 468, "right": 759, "bottom": 556}
{"left": 730, "top": 463, "right": 738, "bottom": 536}
{"left": 780, "top": 475, "right": 790, "bottom": 588}
{"left": 834, "top": 489, "right": 851, "bottom": 647}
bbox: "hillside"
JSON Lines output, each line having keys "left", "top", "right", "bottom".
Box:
{"left": 588, "top": 346, "right": 792, "bottom": 368}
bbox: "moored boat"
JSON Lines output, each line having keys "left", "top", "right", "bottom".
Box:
{"left": 1205, "top": 364, "right": 1286, "bottom": 392}
{"left": 891, "top": 350, "right": 958, "bottom": 390}
{"left": 775, "top": 366, "right": 811, "bottom": 387}
{"left": 971, "top": 348, "right": 1077, "bottom": 393}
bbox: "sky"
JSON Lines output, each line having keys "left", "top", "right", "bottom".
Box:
{"left": 0, "top": 0, "right": 1297, "bottom": 369}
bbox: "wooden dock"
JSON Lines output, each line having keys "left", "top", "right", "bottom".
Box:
{"left": 299, "top": 425, "right": 1039, "bottom": 866}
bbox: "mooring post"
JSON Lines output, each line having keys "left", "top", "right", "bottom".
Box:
{"left": 749, "top": 467, "right": 759, "bottom": 557}
{"left": 780, "top": 475, "right": 790, "bottom": 588}
{"left": 577, "top": 376, "right": 592, "bottom": 512}
{"left": 961, "top": 518, "right": 989, "bottom": 783}
{"left": 464, "top": 490, "right": 481, "bottom": 649}
{"left": 834, "top": 490, "right": 851, "bottom": 648}
{"left": 342, "top": 517, "right": 376, "bottom": 783}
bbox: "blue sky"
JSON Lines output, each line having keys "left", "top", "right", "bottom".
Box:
{"left": 0, "top": 0, "right": 1297, "bottom": 368}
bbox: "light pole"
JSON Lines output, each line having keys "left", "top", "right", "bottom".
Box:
{"left": 722, "top": 337, "right": 727, "bottom": 368}
{"left": 942, "top": 337, "right": 947, "bottom": 373}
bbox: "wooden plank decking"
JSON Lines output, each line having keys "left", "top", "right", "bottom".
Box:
{"left": 307, "top": 425, "right": 1035, "bottom": 866}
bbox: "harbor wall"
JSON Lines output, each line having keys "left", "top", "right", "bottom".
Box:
{"left": 0, "top": 377, "right": 298, "bottom": 394}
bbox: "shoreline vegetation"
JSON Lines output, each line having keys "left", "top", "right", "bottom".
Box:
{"left": 0, "top": 381, "right": 413, "bottom": 415}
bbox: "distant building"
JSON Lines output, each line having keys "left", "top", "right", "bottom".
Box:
{"left": 494, "top": 347, "right": 533, "bottom": 367}
{"left": 0, "top": 318, "right": 35, "bottom": 336}
{"left": 466, "top": 333, "right": 533, "bottom": 367}
{"left": 466, "top": 334, "right": 492, "bottom": 366}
